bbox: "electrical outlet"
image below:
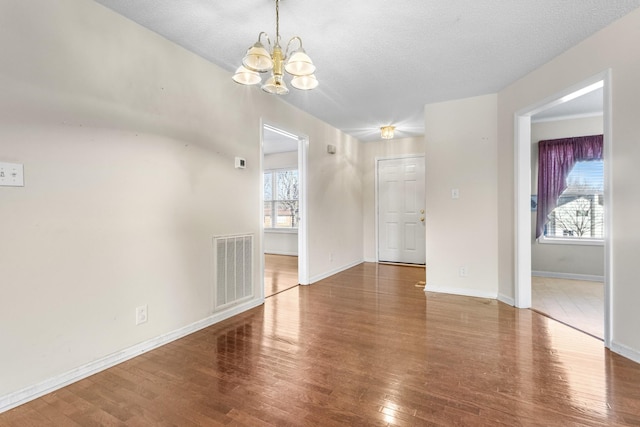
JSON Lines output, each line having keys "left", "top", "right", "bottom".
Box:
{"left": 459, "top": 266, "right": 469, "bottom": 277}
{"left": 136, "top": 305, "right": 148, "bottom": 325}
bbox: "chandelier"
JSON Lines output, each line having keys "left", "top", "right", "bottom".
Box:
{"left": 232, "top": 0, "right": 318, "bottom": 95}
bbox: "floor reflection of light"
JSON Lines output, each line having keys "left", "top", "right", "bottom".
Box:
{"left": 381, "top": 407, "right": 396, "bottom": 424}
{"left": 263, "top": 286, "right": 301, "bottom": 343}
{"left": 381, "top": 400, "right": 399, "bottom": 424}
{"left": 546, "top": 320, "right": 609, "bottom": 418}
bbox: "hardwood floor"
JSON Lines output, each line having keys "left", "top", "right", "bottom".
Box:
{"left": 3, "top": 263, "right": 640, "bottom": 426}
{"left": 532, "top": 276, "right": 604, "bottom": 340}
{"left": 264, "top": 254, "right": 298, "bottom": 298}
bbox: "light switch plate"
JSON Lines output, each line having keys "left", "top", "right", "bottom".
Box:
{"left": 136, "top": 305, "right": 148, "bottom": 325}
{"left": 0, "top": 162, "right": 24, "bottom": 187}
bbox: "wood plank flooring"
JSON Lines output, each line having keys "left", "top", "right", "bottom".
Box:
{"left": 264, "top": 254, "right": 298, "bottom": 298}
{"left": 532, "top": 276, "right": 604, "bottom": 340}
{"left": 2, "top": 262, "right": 640, "bottom": 426}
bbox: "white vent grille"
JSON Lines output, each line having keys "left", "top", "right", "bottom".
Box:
{"left": 213, "top": 234, "right": 253, "bottom": 310}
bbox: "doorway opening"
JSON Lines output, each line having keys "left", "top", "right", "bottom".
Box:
{"left": 261, "top": 123, "right": 309, "bottom": 298}
{"left": 514, "top": 71, "right": 612, "bottom": 346}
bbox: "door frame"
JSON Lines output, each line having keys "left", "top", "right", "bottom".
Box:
{"left": 375, "top": 154, "right": 426, "bottom": 264}
{"left": 259, "top": 120, "right": 310, "bottom": 302}
{"left": 513, "top": 70, "right": 612, "bottom": 347}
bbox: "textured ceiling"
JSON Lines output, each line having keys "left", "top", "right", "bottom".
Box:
{"left": 532, "top": 87, "right": 603, "bottom": 123}
{"left": 93, "top": 0, "right": 640, "bottom": 142}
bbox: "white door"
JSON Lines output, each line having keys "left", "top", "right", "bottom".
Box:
{"left": 377, "top": 156, "right": 426, "bottom": 264}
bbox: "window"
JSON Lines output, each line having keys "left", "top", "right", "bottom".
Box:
{"left": 544, "top": 160, "right": 603, "bottom": 240}
{"left": 264, "top": 169, "right": 299, "bottom": 229}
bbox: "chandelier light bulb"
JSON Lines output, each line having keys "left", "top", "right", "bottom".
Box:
{"left": 232, "top": 65, "right": 261, "bottom": 85}
{"left": 285, "top": 49, "right": 316, "bottom": 76}
{"left": 242, "top": 41, "right": 273, "bottom": 72}
{"left": 291, "top": 74, "right": 319, "bottom": 90}
{"left": 262, "top": 74, "right": 290, "bottom": 95}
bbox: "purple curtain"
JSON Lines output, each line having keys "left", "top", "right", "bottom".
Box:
{"left": 536, "top": 135, "right": 603, "bottom": 238}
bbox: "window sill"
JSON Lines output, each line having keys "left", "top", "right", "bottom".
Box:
{"left": 538, "top": 237, "right": 603, "bottom": 246}
{"left": 264, "top": 228, "right": 298, "bottom": 234}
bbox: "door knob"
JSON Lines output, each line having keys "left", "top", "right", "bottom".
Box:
{"left": 420, "top": 217, "right": 425, "bottom": 222}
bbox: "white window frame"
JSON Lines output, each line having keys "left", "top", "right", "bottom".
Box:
{"left": 540, "top": 160, "right": 604, "bottom": 246}
{"left": 538, "top": 236, "right": 604, "bottom": 246}
{"left": 263, "top": 168, "right": 299, "bottom": 231}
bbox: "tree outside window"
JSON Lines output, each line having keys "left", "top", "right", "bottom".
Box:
{"left": 544, "top": 160, "right": 603, "bottom": 240}
{"left": 264, "top": 169, "right": 298, "bottom": 229}
{"left": 546, "top": 194, "right": 603, "bottom": 238}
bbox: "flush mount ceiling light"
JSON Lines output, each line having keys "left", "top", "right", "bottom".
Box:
{"left": 380, "top": 126, "right": 396, "bottom": 139}
{"left": 232, "top": 0, "right": 318, "bottom": 95}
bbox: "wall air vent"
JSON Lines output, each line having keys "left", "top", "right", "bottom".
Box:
{"left": 213, "top": 234, "right": 253, "bottom": 310}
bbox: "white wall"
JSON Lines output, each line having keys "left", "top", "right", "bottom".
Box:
{"left": 531, "top": 117, "right": 604, "bottom": 277}
{"left": 0, "top": 0, "right": 362, "bottom": 404}
{"left": 307, "top": 134, "right": 364, "bottom": 282}
{"left": 264, "top": 231, "right": 298, "bottom": 256}
{"left": 264, "top": 150, "right": 298, "bottom": 170}
{"left": 361, "top": 137, "right": 426, "bottom": 262}
{"left": 498, "top": 8, "right": 640, "bottom": 359}
{"left": 263, "top": 151, "right": 298, "bottom": 255}
{"left": 424, "top": 94, "right": 499, "bottom": 298}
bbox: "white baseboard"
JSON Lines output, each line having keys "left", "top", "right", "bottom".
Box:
{"left": 0, "top": 298, "right": 263, "bottom": 414}
{"left": 498, "top": 293, "right": 515, "bottom": 306}
{"left": 610, "top": 341, "right": 640, "bottom": 365}
{"left": 424, "top": 284, "right": 497, "bottom": 300}
{"left": 309, "top": 259, "right": 363, "bottom": 284}
{"left": 264, "top": 251, "right": 298, "bottom": 256}
{"left": 363, "top": 257, "right": 377, "bottom": 263}
{"left": 532, "top": 270, "right": 604, "bottom": 282}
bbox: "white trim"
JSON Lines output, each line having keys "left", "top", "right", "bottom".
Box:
{"left": 424, "top": 285, "right": 497, "bottom": 300}
{"left": 374, "top": 153, "right": 427, "bottom": 161}
{"left": 610, "top": 342, "right": 640, "bottom": 365}
{"left": 264, "top": 250, "right": 298, "bottom": 257}
{"left": 514, "top": 70, "right": 612, "bottom": 347}
{"left": 531, "top": 111, "right": 603, "bottom": 124}
{"left": 297, "top": 136, "right": 310, "bottom": 285}
{"left": 375, "top": 159, "right": 380, "bottom": 262}
{"left": 532, "top": 270, "right": 604, "bottom": 282}
{"left": 259, "top": 123, "right": 266, "bottom": 301}
{"left": 309, "top": 260, "right": 363, "bottom": 284}
{"left": 498, "top": 293, "right": 515, "bottom": 306}
{"left": 264, "top": 228, "right": 298, "bottom": 234}
{"left": 514, "top": 115, "right": 532, "bottom": 308}
{"left": 602, "top": 70, "right": 613, "bottom": 348}
{"left": 363, "top": 257, "right": 377, "bottom": 263}
{"left": 0, "top": 298, "right": 263, "bottom": 414}
{"left": 537, "top": 236, "right": 603, "bottom": 246}
{"left": 262, "top": 123, "right": 299, "bottom": 141}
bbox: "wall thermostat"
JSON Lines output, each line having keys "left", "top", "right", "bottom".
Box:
{"left": 235, "top": 157, "right": 246, "bottom": 169}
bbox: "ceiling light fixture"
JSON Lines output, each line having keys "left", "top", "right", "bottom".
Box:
{"left": 232, "top": 0, "right": 318, "bottom": 95}
{"left": 381, "top": 126, "right": 395, "bottom": 140}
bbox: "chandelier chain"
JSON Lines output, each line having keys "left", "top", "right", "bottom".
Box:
{"left": 275, "top": 0, "right": 280, "bottom": 42}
